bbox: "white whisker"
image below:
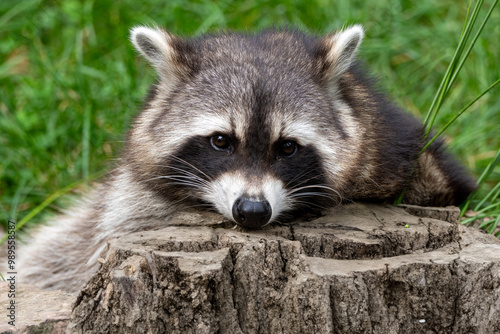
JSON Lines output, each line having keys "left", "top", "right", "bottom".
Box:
{"left": 153, "top": 165, "right": 212, "bottom": 186}
{"left": 287, "top": 183, "right": 343, "bottom": 207}
{"left": 143, "top": 175, "right": 208, "bottom": 189}
{"left": 168, "top": 155, "right": 213, "bottom": 182}
{"left": 290, "top": 192, "right": 335, "bottom": 199}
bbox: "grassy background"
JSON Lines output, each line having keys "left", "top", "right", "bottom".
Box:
{"left": 1, "top": 0, "right": 499, "bottom": 231}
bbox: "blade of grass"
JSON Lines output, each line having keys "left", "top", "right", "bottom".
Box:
{"left": 460, "top": 148, "right": 500, "bottom": 216}
{"left": 82, "top": 104, "right": 91, "bottom": 179}
{"left": 0, "top": 171, "right": 104, "bottom": 245}
{"left": 476, "top": 149, "right": 500, "bottom": 189}
{"left": 9, "top": 175, "right": 30, "bottom": 222}
{"left": 422, "top": 0, "right": 479, "bottom": 125}
{"left": 493, "top": 217, "right": 500, "bottom": 237}
{"left": 420, "top": 77, "right": 500, "bottom": 154}
{"left": 463, "top": 213, "right": 487, "bottom": 225}
{"left": 423, "top": 0, "right": 484, "bottom": 138}
{"left": 0, "top": 0, "right": 39, "bottom": 30}
{"left": 487, "top": 214, "right": 500, "bottom": 234}
{"left": 445, "top": 0, "right": 498, "bottom": 98}
{"left": 473, "top": 178, "right": 500, "bottom": 212}
{"left": 462, "top": 202, "right": 499, "bottom": 225}
{"left": 423, "top": 0, "right": 498, "bottom": 143}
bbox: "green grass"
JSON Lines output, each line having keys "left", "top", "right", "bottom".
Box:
{"left": 1, "top": 0, "right": 499, "bottom": 232}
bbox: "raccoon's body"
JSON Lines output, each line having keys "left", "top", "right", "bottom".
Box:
{"left": 19, "top": 25, "right": 475, "bottom": 293}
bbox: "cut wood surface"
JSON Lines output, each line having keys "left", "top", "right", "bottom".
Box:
{"left": 4, "top": 203, "right": 500, "bottom": 333}
{"left": 64, "top": 203, "right": 500, "bottom": 334}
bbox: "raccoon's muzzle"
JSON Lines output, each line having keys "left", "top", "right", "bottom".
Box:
{"left": 232, "top": 196, "right": 272, "bottom": 228}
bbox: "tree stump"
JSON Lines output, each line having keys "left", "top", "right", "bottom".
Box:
{"left": 68, "top": 203, "right": 500, "bottom": 334}
{"left": 0, "top": 282, "right": 74, "bottom": 333}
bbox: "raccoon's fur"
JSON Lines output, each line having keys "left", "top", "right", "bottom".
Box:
{"left": 19, "top": 25, "right": 475, "bottom": 293}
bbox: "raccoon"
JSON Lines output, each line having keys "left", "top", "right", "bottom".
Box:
{"left": 19, "top": 25, "right": 475, "bottom": 293}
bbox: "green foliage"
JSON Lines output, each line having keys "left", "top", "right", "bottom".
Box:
{"left": 1, "top": 0, "right": 499, "bottom": 231}
{"left": 415, "top": 0, "right": 499, "bottom": 230}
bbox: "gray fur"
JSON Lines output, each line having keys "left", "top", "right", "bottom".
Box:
{"left": 19, "top": 25, "right": 475, "bottom": 294}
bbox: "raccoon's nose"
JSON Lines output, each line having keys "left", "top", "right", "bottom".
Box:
{"left": 232, "top": 197, "right": 272, "bottom": 229}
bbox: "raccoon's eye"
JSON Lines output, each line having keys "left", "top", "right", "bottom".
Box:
{"left": 210, "top": 135, "right": 231, "bottom": 151}
{"left": 279, "top": 140, "right": 298, "bottom": 157}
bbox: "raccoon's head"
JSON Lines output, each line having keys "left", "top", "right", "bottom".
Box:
{"left": 128, "top": 25, "right": 364, "bottom": 228}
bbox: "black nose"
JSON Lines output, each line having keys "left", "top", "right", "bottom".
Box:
{"left": 232, "top": 197, "right": 272, "bottom": 228}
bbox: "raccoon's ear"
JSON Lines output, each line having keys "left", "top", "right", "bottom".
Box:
{"left": 130, "top": 26, "right": 185, "bottom": 80}
{"left": 321, "top": 25, "right": 364, "bottom": 81}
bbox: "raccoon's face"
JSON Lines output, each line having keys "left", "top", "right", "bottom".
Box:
{"left": 129, "top": 26, "right": 364, "bottom": 228}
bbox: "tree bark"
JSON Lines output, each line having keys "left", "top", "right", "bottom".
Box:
{"left": 66, "top": 203, "right": 500, "bottom": 333}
